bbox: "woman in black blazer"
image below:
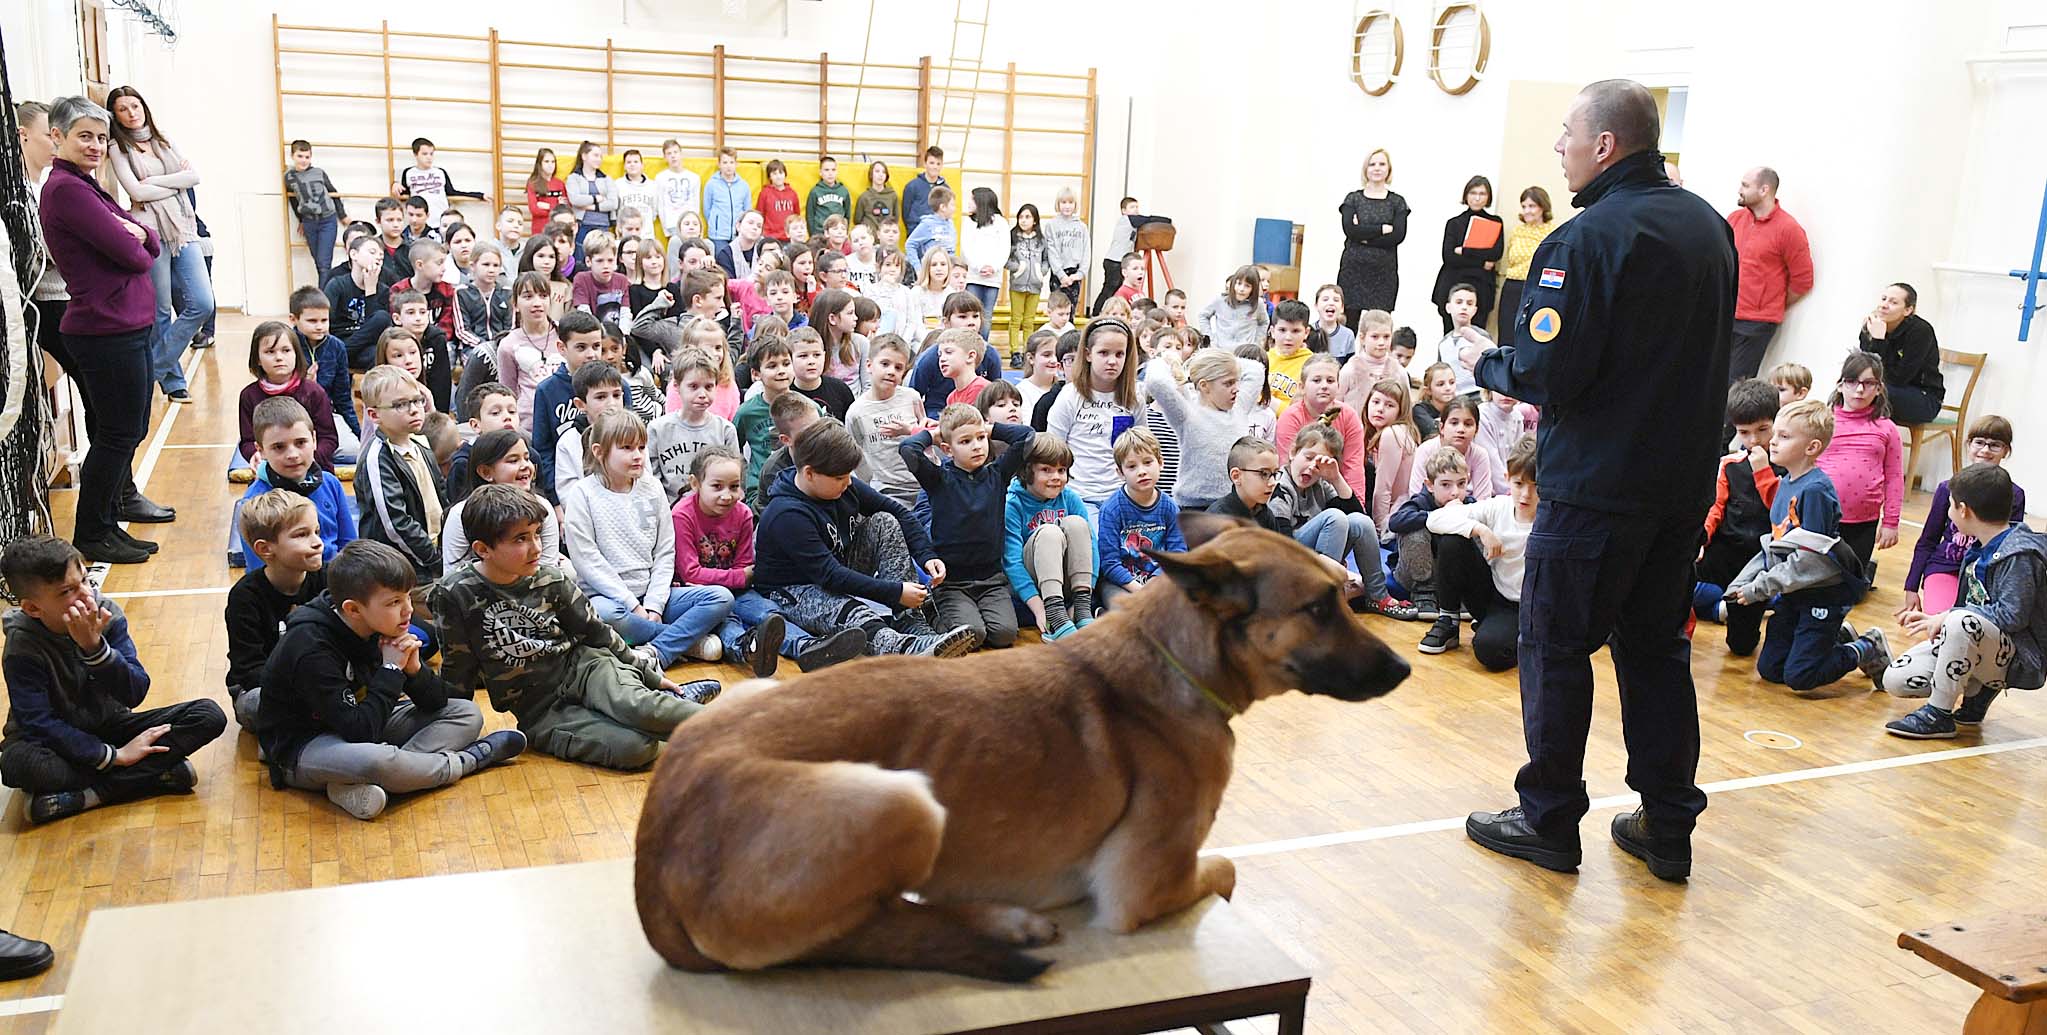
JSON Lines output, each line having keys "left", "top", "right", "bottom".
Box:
{"left": 1430, "top": 175, "right": 1505, "bottom": 333}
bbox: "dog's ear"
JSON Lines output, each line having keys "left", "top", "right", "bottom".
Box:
{"left": 1146, "top": 547, "right": 1255, "bottom": 619}
{"left": 1178, "top": 511, "right": 1249, "bottom": 550}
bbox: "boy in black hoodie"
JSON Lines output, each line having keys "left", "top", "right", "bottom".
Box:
{"left": 2, "top": 537, "right": 226, "bottom": 825}
{"left": 752, "top": 420, "right": 976, "bottom": 658}
{"left": 223, "top": 490, "right": 327, "bottom": 729}
{"left": 259, "top": 540, "right": 524, "bottom": 821}
{"left": 1695, "top": 379, "right": 1785, "bottom": 654}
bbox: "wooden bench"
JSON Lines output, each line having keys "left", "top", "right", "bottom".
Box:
{"left": 1898, "top": 913, "right": 2047, "bottom": 1034}
{"left": 52, "top": 858, "right": 1312, "bottom": 1035}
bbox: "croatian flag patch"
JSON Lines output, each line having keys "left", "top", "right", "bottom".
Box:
{"left": 1538, "top": 267, "right": 1567, "bottom": 290}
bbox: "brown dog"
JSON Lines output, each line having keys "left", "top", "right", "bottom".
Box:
{"left": 633, "top": 513, "right": 1409, "bottom": 981}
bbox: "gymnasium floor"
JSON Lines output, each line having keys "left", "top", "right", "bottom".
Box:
{"left": 2, "top": 314, "right": 2041, "bottom": 1033}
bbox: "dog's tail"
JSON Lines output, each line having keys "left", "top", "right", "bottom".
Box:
{"left": 803, "top": 897, "right": 1053, "bottom": 983}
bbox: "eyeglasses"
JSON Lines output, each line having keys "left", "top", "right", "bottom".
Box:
{"left": 1240, "top": 468, "right": 1282, "bottom": 481}
{"left": 1969, "top": 438, "right": 2010, "bottom": 453}
{"left": 1844, "top": 379, "right": 1883, "bottom": 389}
{"left": 386, "top": 398, "right": 427, "bottom": 413}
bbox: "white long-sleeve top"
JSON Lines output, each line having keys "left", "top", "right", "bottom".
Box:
{"left": 563, "top": 473, "right": 674, "bottom": 612}
{"left": 1142, "top": 356, "right": 1264, "bottom": 505}
{"left": 1047, "top": 383, "right": 1146, "bottom": 503}
{"left": 958, "top": 221, "right": 1012, "bottom": 288}
{"left": 1424, "top": 495, "right": 1534, "bottom": 603}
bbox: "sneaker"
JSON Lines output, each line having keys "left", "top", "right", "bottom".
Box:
{"left": 1954, "top": 687, "right": 2003, "bottom": 726}
{"left": 1715, "top": 600, "right": 1727, "bottom": 623}
{"left": 1465, "top": 806, "right": 1582, "bottom": 873}
{"left": 461, "top": 729, "right": 528, "bottom": 772}
{"left": 631, "top": 644, "right": 664, "bottom": 670}
{"left": 1044, "top": 621, "right": 1079, "bottom": 642}
{"left": 1837, "top": 619, "right": 1857, "bottom": 646}
{"left": 191, "top": 331, "right": 215, "bottom": 349}
{"left": 670, "top": 679, "right": 723, "bottom": 705}
{"left": 26, "top": 790, "right": 89, "bottom": 825}
{"left": 1885, "top": 703, "right": 1957, "bottom": 739}
{"left": 1411, "top": 588, "right": 1440, "bottom": 622}
{"left": 157, "top": 758, "right": 198, "bottom": 793}
{"left": 1610, "top": 807, "right": 1691, "bottom": 882}
{"left": 1417, "top": 615, "right": 1460, "bottom": 655}
{"left": 910, "top": 624, "right": 978, "bottom": 657}
{"left": 326, "top": 783, "right": 388, "bottom": 820}
{"left": 736, "top": 613, "right": 784, "bottom": 679}
{"left": 1357, "top": 596, "right": 1420, "bottom": 621}
{"left": 794, "top": 627, "right": 867, "bottom": 671}
{"left": 166, "top": 389, "right": 192, "bottom": 403}
{"left": 1852, "top": 627, "right": 1891, "bottom": 682}
{"left": 1075, "top": 606, "right": 1095, "bottom": 628}
{"left": 689, "top": 635, "right": 723, "bottom": 662}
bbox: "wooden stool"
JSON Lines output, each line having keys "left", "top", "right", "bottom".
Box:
{"left": 53, "top": 858, "right": 1312, "bottom": 1035}
{"left": 1898, "top": 913, "right": 2047, "bottom": 1034}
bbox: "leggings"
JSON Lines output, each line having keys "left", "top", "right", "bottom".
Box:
{"left": 1023, "top": 516, "right": 1095, "bottom": 601}
{"left": 1880, "top": 609, "right": 2012, "bottom": 711}
{"left": 1839, "top": 520, "right": 1879, "bottom": 579}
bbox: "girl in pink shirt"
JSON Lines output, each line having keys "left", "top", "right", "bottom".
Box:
{"left": 1364, "top": 377, "right": 1422, "bottom": 540}
{"left": 672, "top": 448, "right": 859, "bottom": 674}
{"left": 1816, "top": 352, "right": 1903, "bottom": 575}
{"left": 1407, "top": 396, "right": 1498, "bottom": 499}
{"left": 495, "top": 272, "right": 561, "bottom": 434}
{"left": 1336, "top": 311, "right": 1406, "bottom": 416}
{"left": 1276, "top": 353, "right": 1369, "bottom": 492}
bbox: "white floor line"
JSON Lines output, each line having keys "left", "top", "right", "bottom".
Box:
{"left": 1212, "top": 735, "right": 2047, "bottom": 860}
{"left": 0, "top": 995, "right": 61, "bottom": 1018}
{"left": 159, "top": 442, "right": 234, "bottom": 450}
{"left": 103, "top": 586, "right": 233, "bottom": 599}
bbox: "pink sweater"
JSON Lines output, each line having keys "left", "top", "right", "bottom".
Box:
{"left": 672, "top": 492, "right": 755, "bottom": 590}
{"left": 1336, "top": 352, "right": 1407, "bottom": 417}
{"left": 1409, "top": 436, "right": 1500, "bottom": 499}
{"left": 1816, "top": 403, "right": 1903, "bottom": 527}
{"left": 1369, "top": 423, "right": 1418, "bottom": 535}
{"left": 1275, "top": 400, "right": 1369, "bottom": 496}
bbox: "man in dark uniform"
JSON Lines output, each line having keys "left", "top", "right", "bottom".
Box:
{"left": 1458, "top": 80, "right": 1736, "bottom": 883}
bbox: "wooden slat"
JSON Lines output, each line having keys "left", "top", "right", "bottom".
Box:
{"left": 1899, "top": 914, "right": 2047, "bottom": 1003}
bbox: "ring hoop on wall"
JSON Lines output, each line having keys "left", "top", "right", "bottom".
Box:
{"left": 1350, "top": 10, "right": 1404, "bottom": 97}
{"left": 1428, "top": 3, "right": 1491, "bottom": 96}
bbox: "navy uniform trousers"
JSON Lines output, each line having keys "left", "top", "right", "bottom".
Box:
{"left": 1514, "top": 499, "right": 1710, "bottom": 836}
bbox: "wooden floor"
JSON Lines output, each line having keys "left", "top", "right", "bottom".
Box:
{"left": 3, "top": 314, "right": 2042, "bottom": 1033}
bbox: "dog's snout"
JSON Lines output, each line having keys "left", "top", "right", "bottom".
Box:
{"left": 1363, "top": 650, "right": 1410, "bottom": 697}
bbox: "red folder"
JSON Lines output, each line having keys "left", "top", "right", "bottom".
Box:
{"left": 1461, "top": 217, "right": 1502, "bottom": 251}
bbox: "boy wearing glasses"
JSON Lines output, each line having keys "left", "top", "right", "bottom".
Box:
{"left": 356, "top": 366, "right": 448, "bottom": 580}
{"left": 1208, "top": 437, "right": 1290, "bottom": 531}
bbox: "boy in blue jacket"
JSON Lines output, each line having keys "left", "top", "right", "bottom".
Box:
{"left": 754, "top": 420, "right": 976, "bottom": 658}
{"left": 1, "top": 537, "right": 225, "bottom": 824}
{"left": 900, "top": 404, "right": 1036, "bottom": 649}
{"left": 1096, "top": 427, "right": 1185, "bottom": 612}
{"left": 232, "top": 397, "right": 358, "bottom": 570}
{"left": 1879, "top": 463, "right": 2046, "bottom": 738}
{"left": 1004, "top": 433, "right": 1097, "bottom": 640}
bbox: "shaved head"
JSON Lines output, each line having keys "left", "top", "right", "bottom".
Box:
{"left": 1577, "top": 79, "right": 1660, "bottom": 156}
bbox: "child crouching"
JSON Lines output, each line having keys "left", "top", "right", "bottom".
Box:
{"left": 1004, "top": 434, "right": 1097, "bottom": 640}
{"left": 1418, "top": 437, "right": 1539, "bottom": 669}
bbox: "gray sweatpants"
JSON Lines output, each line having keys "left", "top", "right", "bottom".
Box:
{"left": 1880, "top": 609, "right": 2013, "bottom": 710}
{"left": 934, "top": 574, "right": 1019, "bottom": 649}
{"left": 283, "top": 699, "right": 484, "bottom": 794}
{"left": 1023, "top": 516, "right": 1094, "bottom": 599}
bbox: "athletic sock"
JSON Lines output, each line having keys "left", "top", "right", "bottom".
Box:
{"left": 81, "top": 788, "right": 103, "bottom": 810}
{"left": 1042, "top": 594, "right": 1071, "bottom": 631}
{"left": 1071, "top": 586, "right": 1094, "bottom": 624}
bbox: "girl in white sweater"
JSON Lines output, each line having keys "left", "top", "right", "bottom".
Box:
{"left": 563, "top": 410, "right": 733, "bottom": 667}
{"left": 1046, "top": 318, "right": 1146, "bottom": 512}
{"left": 1418, "top": 436, "right": 1538, "bottom": 670}
{"left": 1142, "top": 347, "right": 1265, "bottom": 509}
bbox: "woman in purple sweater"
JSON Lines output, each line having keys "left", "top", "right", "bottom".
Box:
{"left": 37, "top": 96, "right": 167, "bottom": 565}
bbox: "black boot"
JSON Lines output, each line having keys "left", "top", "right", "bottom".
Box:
{"left": 1609, "top": 806, "right": 1691, "bottom": 882}
{"left": 1466, "top": 806, "right": 1581, "bottom": 873}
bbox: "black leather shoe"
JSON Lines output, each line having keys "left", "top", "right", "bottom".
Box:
{"left": 118, "top": 493, "right": 175, "bottom": 523}
{"left": 0, "top": 929, "right": 54, "bottom": 981}
{"left": 75, "top": 534, "right": 150, "bottom": 564}
{"left": 1611, "top": 807, "right": 1692, "bottom": 882}
{"left": 115, "top": 527, "right": 159, "bottom": 554}
{"left": 1466, "top": 806, "right": 1581, "bottom": 873}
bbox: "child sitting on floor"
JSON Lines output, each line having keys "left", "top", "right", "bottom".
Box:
{"left": 1094, "top": 428, "right": 1186, "bottom": 612}
{"left": 1007, "top": 434, "right": 1098, "bottom": 640}
{"left": 234, "top": 397, "right": 359, "bottom": 571}
{"left": 289, "top": 286, "right": 361, "bottom": 463}
{"left": 259, "top": 540, "right": 523, "bottom": 820}
{"left": 435, "top": 485, "right": 721, "bottom": 771}
{"left": 551, "top": 360, "right": 629, "bottom": 503}
{"left": 563, "top": 410, "right": 734, "bottom": 670}
{"left": 237, "top": 320, "right": 339, "bottom": 474}
{"left": 440, "top": 429, "right": 562, "bottom": 572}
{"left": 753, "top": 420, "right": 976, "bottom": 658}
{"left": 1, "top": 536, "right": 226, "bottom": 825}
{"left": 224, "top": 490, "right": 328, "bottom": 728}
{"left": 1724, "top": 399, "right": 1888, "bottom": 694}
{"left": 1387, "top": 447, "right": 1479, "bottom": 620}
{"left": 445, "top": 382, "right": 520, "bottom": 504}
{"left": 355, "top": 366, "right": 446, "bottom": 581}
{"left": 844, "top": 334, "right": 926, "bottom": 506}
{"left": 1904, "top": 416, "right": 2025, "bottom": 617}
{"left": 672, "top": 448, "right": 868, "bottom": 675}
{"left": 649, "top": 352, "right": 742, "bottom": 502}
{"left": 1877, "top": 462, "right": 2046, "bottom": 739}
{"left": 1418, "top": 437, "right": 1539, "bottom": 668}
{"left": 1275, "top": 422, "right": 1413, "bottom": 619}
{"left": 901, "top": 404, "right": 1037, "bottom": 649}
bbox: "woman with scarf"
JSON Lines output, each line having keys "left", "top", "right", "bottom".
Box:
{"left": 107, "top": 85, "right": 211, "bottom": 403}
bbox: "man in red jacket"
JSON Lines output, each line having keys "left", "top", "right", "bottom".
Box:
{"left": 1726, "top": 166, "right": 1815, "bottom": 383}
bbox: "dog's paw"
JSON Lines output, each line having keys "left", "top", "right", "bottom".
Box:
{"left": 960, "top": 903, "right": 1061, "bottom": 947}
{"left": 1199, "top": 855, "right": 1237, "bottom": 902}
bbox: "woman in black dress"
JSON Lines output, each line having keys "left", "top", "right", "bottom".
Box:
{"left": 1430, "top": 175, "right": 1505, "bottom": 333}
{"left": 1858, "top": 281, "right": 1944, "bottom": 425}
{"left": 1337, "top": 148, "right": 1410, "bottom": 328}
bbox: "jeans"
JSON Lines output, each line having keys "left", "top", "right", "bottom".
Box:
{"left": 1887, "top": 382, "right": 1942, "bottom": 425}
{"left": 64, "top": 327, "right": 155, "bottom": 541}
{"left": 301, "top": 216, "right": 339, "bottom": 285}
{"left": 966, "top": 283, "right": 999, "bottom": 342}
{"left": 149, "top": 241, "right": 212, "bottom": 394}
{"left": 591, "top": 585, "right": 734, "bottom": 666}
{"left": 1513, "top": 500, "right": 1707, "bottom": 837}
{"left": 1294, "top": 509, "right": 1388, "bottom": 599}
{"left": 716, "top": 589, "right": 820, "bottom": 661}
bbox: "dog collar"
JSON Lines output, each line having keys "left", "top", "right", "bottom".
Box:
{"left": 1137, "top": 628, "right": 1238, "bottom": 720}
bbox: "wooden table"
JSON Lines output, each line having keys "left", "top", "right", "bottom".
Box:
{"left": 1898, "top": 913, "right": 2047, "bottom": 1034}
{"left": 53, "top": 858, "right": 1312, "bottom": 1034}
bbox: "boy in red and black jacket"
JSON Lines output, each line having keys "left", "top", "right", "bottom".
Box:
{"left": 755, "top": 160, "right": 801, "bottom": 244}
{"left": 1695, "top": 378, "right": 1783, "bottom": 654}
